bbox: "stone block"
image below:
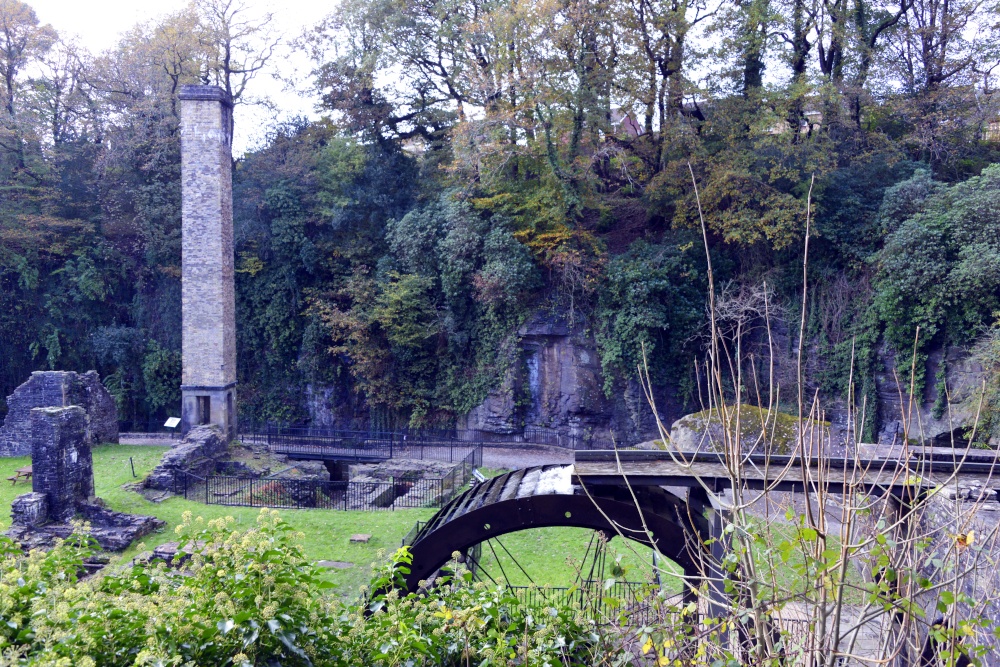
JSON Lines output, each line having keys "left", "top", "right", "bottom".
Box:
{"left": 78, "top": 504, "right": 165, "bottom": 551}
{"left": 10, "top": 492, "right": 48, "bottom": 527}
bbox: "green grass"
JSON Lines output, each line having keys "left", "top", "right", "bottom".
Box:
{"left": 463, "top": 468, "right": 682, "bottom": 591}
{"left": 2, "top": 448, "right": 682, "bottom": 596}
{"left": 474, "top": 526, "right": 685, "bottom": 593}
{"left": 1, "top": 446, "right": 435, "bottom": 594}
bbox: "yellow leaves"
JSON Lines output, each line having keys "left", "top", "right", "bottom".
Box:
{"left": 514, "top": 224, "right": 606, "bottom": 299}
{"left": 955, "top": 530, "right": 975, "bottom": 549}
{"left": 642, "top": 635, "right": 679, "bottom": 664}
{"left": 236, "top": 251, "right": 265, "bottom": 276}
{"left": 1, "top": 215, "right": 93, "bottom": 257}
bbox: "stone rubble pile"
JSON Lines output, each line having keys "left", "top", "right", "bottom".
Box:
{"left": 143, "top": 425, "right": 230, "bottom": 492}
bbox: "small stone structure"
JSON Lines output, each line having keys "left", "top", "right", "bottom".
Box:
{"left": 27, "top": 406, "right": 94, "bottom": 521}
{"left": 0, "top": 370, "right": 117, "bottom": 457}
{"left": 179, "top": 84, "right": 238, "bottom": 439}
{"left": 7, "top": 406, "right": 163, "bottom": 552}
{"left": 143, "top": 425, "right": 230, "bottom": 492}
{"left": 345, "top": 458, "right": 459, "bottom": 510}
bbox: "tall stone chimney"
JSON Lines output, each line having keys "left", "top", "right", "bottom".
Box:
{"left": 179, "top": 85, "right": 237, "bottom": 439}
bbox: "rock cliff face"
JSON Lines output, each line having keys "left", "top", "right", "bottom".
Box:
{"left": 300, "top": 307, "right": 989, "bottom": 449}
{"left": 875, "top": 344, "right": 987, "bottom": 446}
{"left": 0, "top": 371, "right": 118, "bottom": 457}
{"left": 462, "top": 312, "right": 616, "bottom": 439}
{"left": 662, "top": 342, "right": 989, "bottom": 451}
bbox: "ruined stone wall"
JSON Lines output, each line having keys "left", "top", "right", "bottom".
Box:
{"left": 7, "top": 405, "right": 163, "bottom": 552}
{"left": 29, "top": 406, "right": 94, "bottom": 522}
{"left": 0, "top": 371, "right": 118, "bottom": 457}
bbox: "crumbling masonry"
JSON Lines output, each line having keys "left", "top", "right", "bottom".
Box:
{"left": 0, "top": 371, "right": 117, "bottom": 457}
{"left": 7, "top": 406, "right": 163, "bottom": 552}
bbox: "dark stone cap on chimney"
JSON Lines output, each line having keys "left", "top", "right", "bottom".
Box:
{"left": 178, "top": 85, "right": 233, "bottom": 107}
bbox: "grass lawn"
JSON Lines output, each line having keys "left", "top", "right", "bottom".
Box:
{"left": 1, "top": 446, "right": 436, "bottom": 594}
{"left": 450, "top": 467, "right": 683, "bottom": 592}
{"left": 474, "top": 526, "right": 685, "bottom": 593}
{"left": 1, "top": 447, "right": 683, "bottom": 596}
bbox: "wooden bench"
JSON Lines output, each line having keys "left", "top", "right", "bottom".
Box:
{"left": 6, "top": 466, "right": 31, "bottom": 486}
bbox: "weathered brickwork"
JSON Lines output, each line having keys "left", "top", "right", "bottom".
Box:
{"left": 10, "top": 493, "right": 48, "bottom": 528}
{"left": 179, "top": 84, "right": 237, "bottom": 439}
{"left": 0, "top": 371, "right": 118, "bottom": 457}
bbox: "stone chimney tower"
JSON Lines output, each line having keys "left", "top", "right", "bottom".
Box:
{"left": 179, "top": 85, "right": 237, "bottom": 439}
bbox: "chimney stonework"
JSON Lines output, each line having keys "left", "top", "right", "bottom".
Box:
{"left": 179, "top": 85, "right": 237, "bottom": 439}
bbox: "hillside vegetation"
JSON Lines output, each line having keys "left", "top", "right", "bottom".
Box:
{"left": 0, "top": 0, "right": 999, "bottom": 441}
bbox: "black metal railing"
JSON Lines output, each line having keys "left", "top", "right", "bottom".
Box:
{"left": 401, "top": 521, "right": 427, "bottom": 547}
{"left": 508, "top": 580, "right": 672, "bottom": 626}
{"left": 121, "top": 418, "right": 643, "bottom": 450}
{"left": 238, "top": 422, "right": 639, "bottom": 452}
{"left": 260, "top": 426, "right": 485, "bottom": 465}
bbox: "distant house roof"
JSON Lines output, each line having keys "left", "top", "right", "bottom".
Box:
{"left": 611, "top": 108, "right": 645, "bottom": 137}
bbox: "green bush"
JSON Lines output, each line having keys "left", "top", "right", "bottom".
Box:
{"left": 0, "top": 511, "right": 612, "bottom": 666}
{"left": 870, "top": 165, "right": 1000, "bottom": 389}
{"left": 596, "top": 238, "right": 704, "bottom": 395}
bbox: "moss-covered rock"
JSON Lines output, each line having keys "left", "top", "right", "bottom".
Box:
{"left": 667, "top": 405, "right": 835, "bottom": 454}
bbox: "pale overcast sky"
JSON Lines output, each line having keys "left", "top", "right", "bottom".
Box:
{"left": 29, "top": 0, "right": 333, "bottom": 154}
